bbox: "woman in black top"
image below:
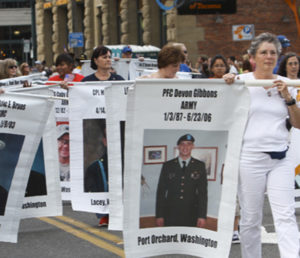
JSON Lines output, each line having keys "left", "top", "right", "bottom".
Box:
{"left": 81, "top": 46, "right": 124, "bottom": 82}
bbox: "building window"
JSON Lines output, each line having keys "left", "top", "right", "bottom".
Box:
{"left": 160, "top": 10, "right": 167, "bottom": 47}
{"left": 0, "top": 25, "right": 31, "bottom": 61}
{"left": 0, "top": 0, "right": 30, "bottom": 8}
{"left": 137, "top": 0, "right": 144, "bottom": 45}
{"left": 116, "top": 0, "right": 121, "bottom": 44}
{"left": 97, "top": 7, "right": 103, "bottom": 44}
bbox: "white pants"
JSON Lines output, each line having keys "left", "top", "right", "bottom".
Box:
{"left": 238, "top": 151, "right": 300, "bottom": 258}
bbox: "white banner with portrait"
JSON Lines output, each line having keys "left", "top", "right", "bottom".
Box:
{"left": 13, "top": 85, "right": 70, "bottom": 202}
{"left": 105, "top": 81, "right": 135, "bottom": 230}
{"left": 49, "top": 87, "right": 71, "bottom": 200}
{"left": 69, "top": 83, "right": 110, "bottom": 213}
{"left": 123, "top": 79, "right": 250, "bottom": 257}
{"left": 21, "top": 108, "right": 62, "bottom": 218}
{"left": 0, "top": 92, "right": 53, "bottom": 243}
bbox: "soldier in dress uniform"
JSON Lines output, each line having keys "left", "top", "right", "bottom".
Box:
{"left": 156, "top": 134, "right": 207, "bottom": 227}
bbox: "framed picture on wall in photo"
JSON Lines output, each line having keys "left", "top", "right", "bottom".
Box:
{"left": 143, "top": 145, "right": 167, "bottom": 165}
{"left": 174, "top": 146, "right": 218, "bottom": 181}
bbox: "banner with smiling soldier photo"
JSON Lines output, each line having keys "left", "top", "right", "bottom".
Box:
{"left": 11, "top": 86, "right": 63, "bottom": 218}
{"left": 123, "top": 79, "right": 250, "bottom": 258}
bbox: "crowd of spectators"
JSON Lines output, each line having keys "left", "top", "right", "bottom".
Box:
{"left": 1, "top": 34, "right": 300, "bottom": 256}
{"left": 0, "top": 35, "right": 297, "bottom": 83}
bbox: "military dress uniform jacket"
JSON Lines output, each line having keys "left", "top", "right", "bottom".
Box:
{"left": 84, "top": 152, "right": 108, "bottom": 193}
{"left": 156, "top": 157, "right": 207, "bottom": 227}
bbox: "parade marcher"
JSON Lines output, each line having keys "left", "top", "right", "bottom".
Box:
{"left": 156, "top": 134, "right": 207, "bottom": 227}
{"left": 242, "top": 59, "right": 253, "bottom": 74}
{"left": 19, "top": 62, "right": 30, "bottom": 76}
{"left": 227, "top": 56, "right": 239, "bottom": 74}
{"left": 0, "top": 58, "right": 21, "bottom": 79}
{"left": 31, "top": 60, "right": 44, "bottom": 73}
{"left": 171, "top": 43, "right": 193, "bottom": 72}
{"left": 277, "top": 52, "right": 300, "bottom": 186}
{"left": 48, "top": 53, "right": 84, "bottom": 86}
{"left": 82, "top": 46, "right": 124, "bottom": 227}
{"left": 273, "top": 35, "right": 291, "bottom": 74}
{"left": 223, "top": 32, "right": 300, "bottom": 258}
{"left": 73, "top": 53, "right": 87, "bottom": 74}
{"left": 209, "top": 54, "right": 229, "bottom": 78}
{"left": 81, "top": 46, "right": 124, "bottom": 82}
{"left": 277, "top": 52, "right": 300, "bottom": 79}
{"left": 140, "top": 44, "right": 184, "bottom": 79}
{"left": 121, "top": 45, "right": 133, "bottom": 59}
{"left": 195, "top": 55, "right": 209, "bottom": 78}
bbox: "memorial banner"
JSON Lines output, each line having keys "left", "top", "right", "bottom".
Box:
{"left": 123, "top": 79, "right": 250, "bottom": 257}
{"left": 49, "top": 88, "right": 70, "bottom": 200}
{"left": 81, "top": 58, "right": 157, "bottom": 80}
{"left": 21, "top": 108, "right": 62, "bottom": 218}
{"left": 112, "top": 59, "right": 130, "bottom": 80}
{"left": 13, "top": 85, "right": 70, "bottom": 201}
{"left": 129, "top": 59, "right": 157, "bottom": 80}
{"left": 140, "top": 70, "right": 192, "bottom": 80}
{"left": 69, "top": 83, "right": 110, "bottom": 213}
{"left": 0, "top": 73, "right": 47, "bottom": 89}
{"left": 105, "top": 81, "right": 135, "bottom": 230}
{"left": 0, "top": 92, "right": 53, "bottom": 242}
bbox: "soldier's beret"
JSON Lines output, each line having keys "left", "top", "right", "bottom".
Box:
{"left": 177, "top": 134, "right": 195, "bottom": 145}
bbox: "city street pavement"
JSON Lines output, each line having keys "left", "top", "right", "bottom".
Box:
{"left": 1, "top": 196, "right": 299, "bottom": 258}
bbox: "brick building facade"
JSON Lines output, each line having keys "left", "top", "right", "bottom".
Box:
{"left": 195, "top": 0, "right": 300, "bottom": 59}
{"left": 35, "top": 0, "right": 300, "bottom": 66}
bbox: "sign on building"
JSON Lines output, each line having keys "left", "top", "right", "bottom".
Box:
{"left": 232, "top": 24, "right": 255, "bottom": 41}
{"left": 68, "top": 32, "right": 84, "bottom": 48}
{"left": 177, "top": 0, "right": 236, "bottom": 15}
{"left": 23, "top": 39, "right": 30, "bottom": 53}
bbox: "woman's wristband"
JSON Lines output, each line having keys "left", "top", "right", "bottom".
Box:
{"left": 285, "top": 98, "right": 296, "bottom": 106}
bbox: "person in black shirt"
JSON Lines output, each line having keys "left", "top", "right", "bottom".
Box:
{"left": 81, "top": 46, "right": 124, "bottom": 82}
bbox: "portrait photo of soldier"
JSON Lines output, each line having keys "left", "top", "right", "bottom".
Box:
{"left": 84, "top": 119, "right": 108, "bottom": 193}
{"left": 156, "top": 134, "right": 208, "bottom": 227}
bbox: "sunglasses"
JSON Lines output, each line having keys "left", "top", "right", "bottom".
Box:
{"left": 183, "top": 50, "right": 188, "bottom": 54}
{"left": 9, "top": 65, "right": 17, "bottom": 69}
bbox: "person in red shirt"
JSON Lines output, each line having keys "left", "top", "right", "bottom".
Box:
{"left": 48, "top": 53, "right": 84, "bottom": 83}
